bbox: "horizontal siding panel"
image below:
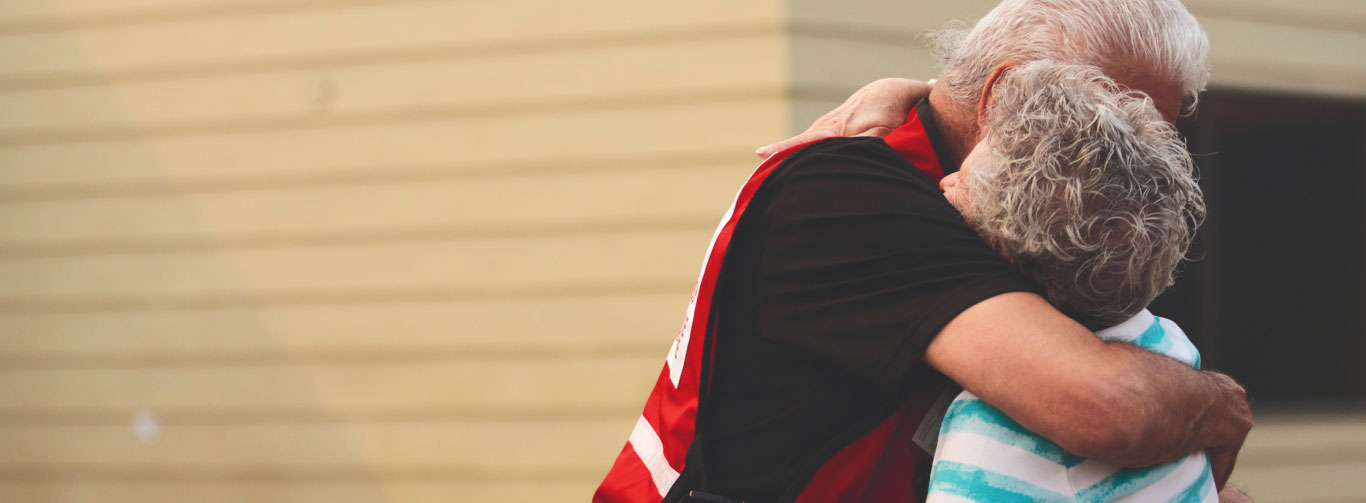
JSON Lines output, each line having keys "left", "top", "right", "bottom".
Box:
{"left": 1228, "top": 462, "right": 1366, "bottom": 503}
{"left": 790, "top": 0, "right": 996, "bottom": 34}
{"left": 0, "top": 229, "right": 711, "bottom": 297}
{"left": 0, "top": 0, "right": 321, "bottom": 23}
{"left": 792, "top": 0, "right": 1366, "bottom": 37}
{"left": 0, "top": 357, "right": 661, "bottom": 410}
{"left": 1237, "top": 415, "right": 1366, "bottom": 454}
{"left": 0, "top": 98, "right": 786, "bottom": 187}
{"left": 0, "top": 0, "right": 782, "bottom": 79}
{"left": 789, "top": 35, "right": 937, "bottom": 112}
{"left": 0, "top": 294, "right": 685, "bottom": 357}
{"left": 1226, "top": 415, "right": 1366, "bottom": 503}
{"left": 0, "top": 34, "right": 785, "bottom": 133}
{"left": 0, "top": 165, "right": 742, "bottom": 244}
{"left": 0, "top": 481, "right": 592, "bottom": 503}
{"left": 1203, "top": 17, "right": 1366, "bottom": 97}
{"left": 2, "top": 419, "right": 630, "bottom": 468}
{"left": 1188, "top": 0, "right": 1366, "bottom": 27}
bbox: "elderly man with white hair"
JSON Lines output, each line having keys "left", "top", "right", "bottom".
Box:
{"left": 595, "top": 1, "right": 1253, "bottom": 502}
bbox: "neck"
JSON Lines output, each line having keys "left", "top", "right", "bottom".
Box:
{"left": 927, "top": 86, "right": 982, "bottom": 169}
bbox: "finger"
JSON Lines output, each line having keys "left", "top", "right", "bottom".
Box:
{"left": 755, "top": 130, "right": 836, "bottom": 158}
{"left": 1208, "top": 448, "right": 1232, "bottom": 490}
{"left": 1218, "top": 486, "right": 1252, "bottom": 503}
{"left": 853, "top": 126, "right": 894, "bottom": 138}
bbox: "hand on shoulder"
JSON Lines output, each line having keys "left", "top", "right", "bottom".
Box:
{"left": 756, "top": 78, "right": 934, "bottom": 158}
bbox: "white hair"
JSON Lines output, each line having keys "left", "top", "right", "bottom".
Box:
{"left": 961, "top": 61, "right": 1205, "bottom": 325}
{"left": 933, "top": 0, "right": 1210, "bottom": 114}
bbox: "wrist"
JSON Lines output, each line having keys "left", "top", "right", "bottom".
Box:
{"left": 1201, "top": 371, "right": 1253, "bottom": 447}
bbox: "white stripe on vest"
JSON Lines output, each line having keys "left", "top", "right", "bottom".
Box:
{"left": 630, "top": 415, "right": 682, "bottom": 497}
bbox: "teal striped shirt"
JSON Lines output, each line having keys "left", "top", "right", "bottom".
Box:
{"left": 926, "top": 310, "right": 1216, "bottom": 503}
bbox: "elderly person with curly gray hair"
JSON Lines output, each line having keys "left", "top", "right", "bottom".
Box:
{"left": 942, "top": 62, "right": 1204, "bottom": 327}
{"left": 930, "top": 60, "right": 1212, "bottom": 502}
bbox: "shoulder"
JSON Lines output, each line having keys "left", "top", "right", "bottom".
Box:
{"left": 759, "top": 137, "right": 953, "bottom": 221}
{"left": 1154, "top": 316, "right": 1202, "bottom": 369}
{"left": 770, "top": 137, "right": 936, "bottom": 188}
{"left": 1095, "top": 310, "right": 1202, "bottom": 369}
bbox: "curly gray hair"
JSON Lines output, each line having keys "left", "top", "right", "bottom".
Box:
{"left": 961, "top": 61, "right": 1205, "bottom": 325}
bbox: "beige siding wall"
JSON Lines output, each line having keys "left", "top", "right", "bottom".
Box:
{"left": 1232, "top": 414, "right": 1366, "bottom": 503}
{"left": 1190, "top": 0, "right": 1366, "bottom": 98}
{"left": 0, "top": 1, "right": 790, "bottom": 501}
{"left": 0, "top": 1, "right": 1362, "bottom": 502}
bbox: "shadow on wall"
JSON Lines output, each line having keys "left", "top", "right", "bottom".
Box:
{"left": 0, "top": 14, "right": 385, "bottom": 501}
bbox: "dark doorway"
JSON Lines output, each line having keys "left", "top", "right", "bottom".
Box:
{"left": 1151, "top": 89, "right": 1366, "bottom": 410}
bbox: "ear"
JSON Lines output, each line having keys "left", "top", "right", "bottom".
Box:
{"left": 977, "top": 61, "right": 1021, "bottom": 125}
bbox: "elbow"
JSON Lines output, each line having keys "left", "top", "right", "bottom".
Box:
{"left": 1050, "top": 379, "right": 1151, "bottom": 460}
{"left": 1061, "top": 414, "right": 1144, "bottom": 460}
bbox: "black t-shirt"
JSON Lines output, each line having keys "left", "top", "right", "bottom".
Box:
{"left": 694, "top": 136, "right": 1040, "bottom": 502}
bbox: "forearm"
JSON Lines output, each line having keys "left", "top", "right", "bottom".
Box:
{"left": 1082, "top": 342, "right": 1251, "bottom": 467}
{"left": 926, "top": 292, "right": 1251, "bottom": 467}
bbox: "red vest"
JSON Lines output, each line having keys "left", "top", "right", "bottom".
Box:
{"left": 594, "top": 106, "right": 950, "bottom": 503}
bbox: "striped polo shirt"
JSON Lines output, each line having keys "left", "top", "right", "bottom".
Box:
{"left": 927, "top": 309, "right": 1217, "bottom": 503}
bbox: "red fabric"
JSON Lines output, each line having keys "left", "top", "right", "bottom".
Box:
{"left": 793, "top": 386, "right": 944, "bottom": 503}
{"left": 594, "top": 141, "right": 816, "bottom": 503}
{"left": 883, "top": 106, "right": 946, "bottom": 184}
{"left": 597, "top": 109, "right": 949, "bottom": 501}
{"left": 594, "top": 443, "right": 671, "bottom": 503}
